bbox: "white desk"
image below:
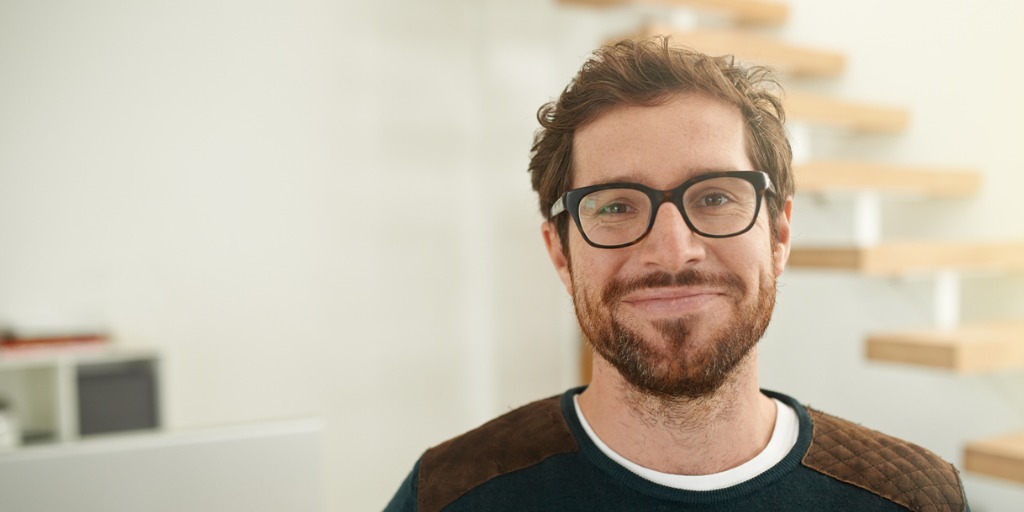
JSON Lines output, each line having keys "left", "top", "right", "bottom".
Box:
{"left": 0, "top": 417, "right": 324, "bottom": 512}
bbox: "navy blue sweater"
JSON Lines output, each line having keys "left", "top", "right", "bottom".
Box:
{"left": 386, "top": 388, "right": 967, "bottom": 511}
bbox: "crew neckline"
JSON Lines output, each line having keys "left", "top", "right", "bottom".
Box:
{"left": 572, "top": 392, "right": 799, "bottom": 491}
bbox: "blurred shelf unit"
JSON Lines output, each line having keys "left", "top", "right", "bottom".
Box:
{"left": 0, "top": 346, "right": 162, "bottom": 447}
{"left": 788, "top": 242, "right": 1024, "bottom": 276}
{"left": 624, "top": 24, "right": 844, "bottom": 77}
{"left": 866, "top": 323, "right": 1024, "bottom": 374}
{"left": 966, "top": 433, "right": 1024, "bottom": 486}
{"left": 789, "top": 241, "right": 1024, "bottom": 377}
{"left": 558, "top": 0, "right": 789, "bottom": 26}
{"left": 795, "top": 161, "right": 982, "bottom": 197}
{"left": 785, "top": 93, "right": 909, "bottom": 133}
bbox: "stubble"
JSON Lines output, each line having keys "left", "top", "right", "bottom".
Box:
{"left": 574, "top": 265, "right": 776, "bottom": 401}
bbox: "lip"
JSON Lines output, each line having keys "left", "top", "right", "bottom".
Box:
{"left": 620, "top": 287, "right": 724, "bottom": 315}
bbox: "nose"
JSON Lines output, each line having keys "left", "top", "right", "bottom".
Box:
{"left": 636, "top": 201, "right": 706, "bottom": 271}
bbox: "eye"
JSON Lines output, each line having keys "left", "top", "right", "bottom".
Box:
{"left": 580, "top": 188, "right": 648, "bottom": 221}
{"left": 597, "top": 202, "right": 636, "bottom": 215}
{"left": 698, "top": 192, "right": 730, "bottom": 207}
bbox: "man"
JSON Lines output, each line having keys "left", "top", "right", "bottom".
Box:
{"left": 386, "top": 37, "right": 969, "bottom": 511}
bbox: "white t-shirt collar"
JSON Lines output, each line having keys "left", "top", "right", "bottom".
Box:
{"left": 573, "top": 394, "right": 799, "bottom": 491}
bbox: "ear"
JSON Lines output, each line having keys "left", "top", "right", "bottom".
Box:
{"left": 541, "top": 221, "right": 573, "bottom": 295}
{"left": 772, "top": 197, "right": 793, "bottom": 277}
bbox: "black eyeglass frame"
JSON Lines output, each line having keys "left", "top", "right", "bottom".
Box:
{"left": 549, "top": 170, "right": 775, "bottom": 249}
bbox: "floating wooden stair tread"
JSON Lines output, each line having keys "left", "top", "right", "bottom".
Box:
{"left": 866, "top": 322, "right": 1024, "bottom": 373}
{"left": 789, "top": 241, "right": 1024, "bottom": 276}
{"left": 795, "top": 160, "right": 982, "bottom": 197}
{"left": 966, "top": 432, "right": 1024, "bottom": 484}
{"left": 558, "top": 0, "right": 788, "bottom": 26}
{"left": 630, "top": 25, "right": 844, "bottom": 77}
{"left": 786, "top": 92, "right": 909, "bottom": 133}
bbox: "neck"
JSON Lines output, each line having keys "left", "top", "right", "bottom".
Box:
{"left": 578, "top": 348, "right": 776, "bottom": 475}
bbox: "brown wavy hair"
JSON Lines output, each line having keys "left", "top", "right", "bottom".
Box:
{"left": 529, "top": 36, "right": 793, "bottom": 251}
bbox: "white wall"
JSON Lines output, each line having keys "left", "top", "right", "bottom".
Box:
{"left": 1, "top": 1, "right": 1022, "bottom": 510}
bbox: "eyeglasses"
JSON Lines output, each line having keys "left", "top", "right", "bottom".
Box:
{"left": 549, "top": 171, "right": 774, "bottom": 249}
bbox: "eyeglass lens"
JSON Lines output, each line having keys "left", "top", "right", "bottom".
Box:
{"left": 577, "top": 177, "right": 759, "bottom": 246}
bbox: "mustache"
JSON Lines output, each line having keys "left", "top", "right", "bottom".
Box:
{"left": 602, "top": 269, "right": 746, "bottom": 304}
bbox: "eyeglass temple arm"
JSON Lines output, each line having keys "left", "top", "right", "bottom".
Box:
{"left": 549, "top": 197, "right": 566, "bottom": 218}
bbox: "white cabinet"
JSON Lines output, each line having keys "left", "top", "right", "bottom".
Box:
{"left": 0, "top": 347, "right": 162, "bottom": 447}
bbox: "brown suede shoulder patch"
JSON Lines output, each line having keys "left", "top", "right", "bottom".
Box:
{"left": 802, "top": 408, "right": 966, "bottom": 512}
{"left": 418, "top": 394, "right": 578, "bottom": 512}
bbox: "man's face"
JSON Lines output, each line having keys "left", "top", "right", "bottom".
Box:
{"left": 543, "top": 92, "right": 792, "bottom": 399}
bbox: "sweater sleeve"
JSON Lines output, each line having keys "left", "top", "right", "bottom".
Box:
{"left": 384, "top": 458, "right": 421, "bottom": 512}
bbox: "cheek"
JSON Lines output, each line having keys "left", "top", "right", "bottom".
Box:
{"left": 568, "top": 243, "right": 622, "bottom": 298}
{"left": 712, "top": 240, "right": 773, "bottom": 291}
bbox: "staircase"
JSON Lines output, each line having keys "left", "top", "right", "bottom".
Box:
{"left": 558, "top": 0, "right": 1024, "bottom": 489}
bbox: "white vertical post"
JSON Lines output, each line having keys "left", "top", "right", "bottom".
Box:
{"left": 55, "top": 357, "right": 77, "bottom": 442}
{"left": 934, "top": 270, "right": 961, "bottom": 330}
{"left": 667, "top": 8, "right": 699, "bottom": 30}
{"left": 788, "top": 122, "right": 813, "bottom": 165}
{"left": 852, "top": 192, "right": 882, "bottom": 247}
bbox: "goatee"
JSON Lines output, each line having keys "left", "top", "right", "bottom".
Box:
{"left": 574, "top": 267, "right": 776, "bottom": 400}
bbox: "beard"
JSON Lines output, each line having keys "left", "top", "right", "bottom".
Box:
{"left": 573, "top": 265, "right": 776, "bottom": 400}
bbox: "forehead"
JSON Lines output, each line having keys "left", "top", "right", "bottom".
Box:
{"left": 572, "top": 92, "right": 751, "bottom": 189}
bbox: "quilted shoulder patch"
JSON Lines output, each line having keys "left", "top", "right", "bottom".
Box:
{"left": 802, "top": 408, "right": 966, "bottom": 512}
{"left": 418, "top": 394, "right": 578, "bottom": 512}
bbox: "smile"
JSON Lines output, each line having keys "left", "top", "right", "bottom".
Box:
{"left": 620, "top": 287, "right": 725, "bottom": 316}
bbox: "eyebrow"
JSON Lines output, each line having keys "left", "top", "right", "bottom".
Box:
{"left": 582, "top": 168, "right": 748, "bottom": 188}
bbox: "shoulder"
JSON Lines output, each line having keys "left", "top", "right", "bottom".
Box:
{"left": 417, "top": 392, "right": 579, "bottom": 512}
{"left": 802, "top": 407, "right": 968, "bottom": 512}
